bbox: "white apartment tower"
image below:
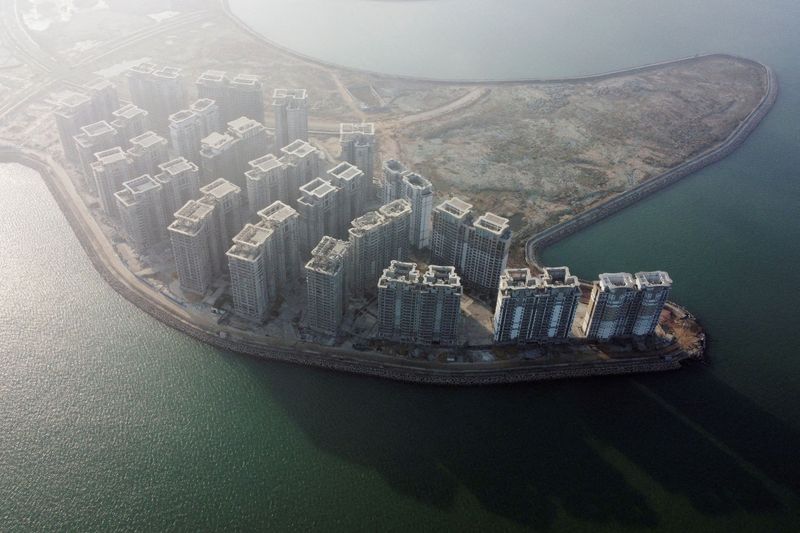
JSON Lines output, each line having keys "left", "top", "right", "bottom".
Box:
{"left": 125, "top": 64, "right": 186, "bottom": 133}
{"left": 340, "top": 123, "right": 375, "bottom": 189}
{"left": 327, "top": 161, "right": 368, "bottom": 231}
{"left": 492, "top": 267, "right": 581, "bottom": 344}
{"left": 461, "top": 212, "right": 512, "bottom": 294}
{"left": 581, "top": 273, "right": 639, "bottom": 341}
{"left": 257, "top": 201, "right": 301, "bottom": 287}
{"left": 196, "top": 71, "right": 265, "bottom": 124}
{"left": 154, "top": 157, "right": 201, "bottom": 219}
{"left": 246, "top": 154, "right": 286, "bottom": 214}
{"left": 110, "top": 103, "right": 149, "bottom": 144}
{"left": 128, "top": 131, "right": 169, "bottom": 178}
{"left": 377, "top": 262, "right": 463, "bottom": 345}
{"left": 91, "top": 147, "right": 134, "bottom": 217}
{"left": 431, "top": 197, "right": 473, "bottom": 267}
{"left": 632, "top": 271, "right": 673, "bottom": 336}
{"left": 401, "top": 171, "right": 434, "bottom": 250}
{"left": 168, "top": 200, "right": 217, "bottom": 295}
{"left": 381, "top": 159, "right": 407, "bottom": 204}
{"left": 297, "top": 177, "right": 340, "bottom": 256}
{"left": 74, "top": 120, "right": 119, "bottom": 182}
{"left": 304, "top": 236, "right": 351, "bottom": 337}
{"left": 114, "top": 175, "right": 167, "bottom": 253}
{"left": 227, "top": 223, "right": 276, "bottom": 322}
{"left": 191, "top": 98, "right": 222, "bottom": 139}
{"left": 280, "top": 139, "right": 321, "bottom": 200}
{"left": 272, "top": 88, "right": 308, "bottom": 151}
{"left": 347, "top": 199, "right": 412, "bottom": 298}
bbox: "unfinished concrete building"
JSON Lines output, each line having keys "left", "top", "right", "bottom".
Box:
{"left": 154, "top": 157, "right": 201, "bottom": 220}
{"left": 227, "top": 223, "right": 276, "bottom": 322}
{"left": 377, "top": 262, "right": 462, "bottom": 345}
{"left": 114, "top": 175, "right": 167, "bottom": 254}
{"left": 91, "top": 147, "right": 134, "bottom": 217}
{"left": 297, "top": 177, "right": 340, "bottom": 257}
{"left": 401, "top": 171, "right": 434, "bottom": 250}
{"left": 272, "top": 88, "right": 308, "bottom": 151}
{"left": 347, "top": 199, "right": 412, "bottom": 298}
{"left": 304, "top": 236, "right": 351, "bottom": 337}
{"left": 492, "top": 267, "right": 581, "bottom": 344}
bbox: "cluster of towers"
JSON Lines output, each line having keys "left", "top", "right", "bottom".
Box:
{"left": 54, "top": 62, "right": 673, "bottom": 350}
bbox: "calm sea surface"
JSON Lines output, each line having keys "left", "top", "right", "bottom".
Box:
{"left": 2, "top": 0, "right": 799, "bottom": 530}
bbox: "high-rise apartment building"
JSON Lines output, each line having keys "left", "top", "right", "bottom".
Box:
{"left": 377, "top": 262, "right": 462, "bottom": 345}
{"left": 110, "top": 103, "right": 149, "bottom": 144}
{"left": 430, "top": 197, "right": 473, "bottom": 267}
{"left": 196, "top": 71, "right": 265, "bottom": 124}
{"left": 347, "top": 199, "right": 412, "bottom": 297}
{"left": 114, "top": 174, "right": 167, "bottom": 253}
{"left": 54, "top": 91, "right": 95, "bottom": 162}
{"left": 227, "top": 223, "right": 276, "bottom": 322}
{"left": 401, "top": 171, "right": 433, "bottom": 249}
{"left": 327, "top": 161, "right": 368, "bottom": 231}
{"left": 304, "top": 236, "right": 351, "bottom": 337}
{"left": 168, "top": 200, "right": 217, "bottom": 295}
{"left": 257, "top": 201, "right": 301, "bottom": 287}
{"left": 128, "top": 131, "right": 169, "bottom": 177}
{"left": 198, "top": 118, "right": 270, "bottom": 191}
{"left": 154, "top": 157, "right": 201, "bottom": 219}
{"left": 91, "top": 147, "right": 134, "bottom": 217}
{"left": 492, "top": 267, "right": 581, "bottom": 344}
{"left": 279, "top": 139, "right": 320, "bottom": 200}
{"left": 381, "top": 159, "right": 407, "bottom": 204}
{"left": 632, "top": 271, "right": 673, "bottom": 336}
{"left": 461, "top": 212, "right": 512, "bottom": 294}
{"left": 340, "top": 123, "right": 375, "bottom": 189}
{"left": 297, "top": 177, "right": 340, "bottom": 256}
{"left": 246, "top": 154, "right": 286, "bottom": 214}
{"left": 83, "top": 77, "right": 120, "bottom": 122}
{"left": 168, "top": 109, "right": 203, "bottom": 162}
{"left": 272, "top": 88, "right": 308, "bottom": 151}
{"left": 190, "top": 98, "right": 222, "bottom": 138}
{"left": 74, "top": 120, "right": 119, "bottom": 182}
{"left": 581, "top": 272, "right": 639, "bottom": 341}
{"left": 126, "top": 63, "right": 186, "bottom": 133}
{"left": 199, "top": 178, "right": 243, "bottom": 274}
{"left": 199, "top": 131, "right": 237, "bottom": 185}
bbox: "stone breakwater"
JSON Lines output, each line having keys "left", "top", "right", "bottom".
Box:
{"left": 525, "top": 63, "right": 778, "bottom": 267}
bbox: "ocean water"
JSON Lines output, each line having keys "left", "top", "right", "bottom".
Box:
{"left": 2, "top": 0, "right": 800, "bottom": 530}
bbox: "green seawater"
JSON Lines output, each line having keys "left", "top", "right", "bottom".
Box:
{"left": 2, "top": 0, "right": 800, "bottom": 530}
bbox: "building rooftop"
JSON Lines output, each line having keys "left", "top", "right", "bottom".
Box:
{"left": 84, "top": 77, "right": 114, "bottom": 92}
{"left": 541, "top": 267, "right": 580, "bottom": 288}
{"left": 93, "top": 146, "right": 129, "bottom": 165}
{"left": 635, "top": 271, "right": 672, "bottom": 289}
{"left": 230, "top": 74, "right": 261, "bottom": 88}
{"left": 191, "top": 98, "right": 217, "bottom": 113}
{"left": 200, "top": 178, "right": 240, "bottom": 200}
{"left": 339, "top": 122, "right": 375, "bottom": 141}
{"left": 169, "top": 199, "right": 214, "bottom": 236}
{"left": 300, "top": 177, "right": 337, "bottom": 199}
{"left": 401, "top": 171, "right": 432, "bottom": 190}
{"left": 437, "top": 197, "right": 473, "bottom": 219}
{"left": 598, "top": 272, "right": 636, "bottom": 291}
{"left": 128, "top": 62, "right": 156, "bottom": 76}
{"left": 158, "top": 157, "right": 196, "bottom": 176}
{"left": 113, "top": 103, "right": 147, "bottom": 120}
{"left": 306, "top": 236, "right": 350, "bottom": 275}
{"left": 122, "top": 174, "right": 160, "bottom": 195}
{"left": 500, "top": 268, "right": 537, "bottom": 290}
{"left": 201, "top": 131, "right": 235, "bottom": 152}
{"left": 169, "top": 109, "right": 196, "bottom": 124}
{"left": 130, "top": 130, "right": 166, "bottom": 149}
{"left": 378, "top": 261, "right": 420, "bottom": 286}
{"left": 57, "top": 91, "right": 91, "bottom": 112}
{"left": 349, "top": 211, "right": 386, "bottom": 236}
{"left": 228, "top": 116, "right": 264, "bottom": 136}
{"left": 197, "top": 70, "right": 227, "bottom": 84}
{"left": 258, "top": 201, "right": 297, "bottom": 224}
{"left": 114, "top": 188, "right": 136, "bottom": 207}
{"left": 379, "top": 198, "right": 412, "bottom": 218}
{"left": 227, "top": 224, "right": 273, "bottom": 262}
{"left": 273, "top": 88, "right": 307, "bottom": 101}
{"left": 474, "top": 212, "right": 510, "bottom": 236}
{"left": 327, "top": 161, "right": 363, "bottom": 182}
{"left": 248, "top": 153, "right": 283, "bottom": 173}
{"left": 153, "top": 66, "right": 181, "bottom": 80}
{"left": 424, "top": 265, "right": 462, "bottom": 287}
{"left": 80, "top": 120, "right": 115, "bottom": 138}
{"left": 383, "top": 159, "right": 406, "bottom": 173}
{"left": 281, "top": 139, "right": 316, "bottom": 158}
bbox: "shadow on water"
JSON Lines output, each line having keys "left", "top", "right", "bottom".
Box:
{"left": 256, "top": 362, "right": 799, "bottom": 528}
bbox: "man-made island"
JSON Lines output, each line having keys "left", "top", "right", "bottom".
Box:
{"left": 0, "top": 1, "right": 776, "bottom": 384}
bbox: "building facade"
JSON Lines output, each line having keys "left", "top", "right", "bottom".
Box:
{"left": 91, "top": 147, "right": 134, "bottom": 217}
{"left": 304, "top": 236, "right": 351, "bottom": 337}
{"left": 114, "top": 174, "right": 167, "bottom": 254}
{"left": 340, "top": 123, "right": 375, "bottom": 193}
{"left": 227, "top": 223, "right": 276, "bottom": 322}
{"left": 297, "top": 177, "right": 340, "bottom": 257}
{"left": 401, "top": 171, "right": 434, "bottom": 250}
{"left": 272, "top": 88, "right": 308, "bottom": 151}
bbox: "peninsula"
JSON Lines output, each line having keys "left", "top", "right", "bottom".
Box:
{"left": 0, "top": 0, "right": 776, "bottom": 384}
